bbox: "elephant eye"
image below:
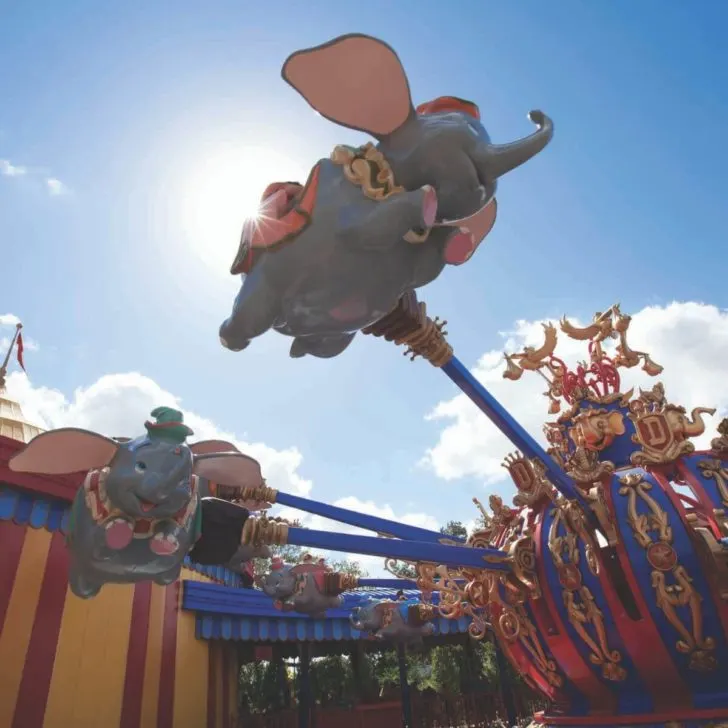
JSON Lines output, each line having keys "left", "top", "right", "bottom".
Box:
{"left": 135, "top": 461, "right": 147, "bottom": 473}
{"left": 467, "top": 123, "right": 481, "bottom": 138}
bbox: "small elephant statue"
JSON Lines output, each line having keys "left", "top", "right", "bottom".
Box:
{"left": 219, "top": 33, "right": 553, "bottom": 360}
{"left": 257, "top": 555, "right": 356, "bottom": 617}
{"left": 350, "top": 597, "right": 436, "bottom": 645}
{"left": 9, "top": 407, "right": 267, "bottom": 598}
{"left": 225, "top": 543, "right": 271, "bottom": 587}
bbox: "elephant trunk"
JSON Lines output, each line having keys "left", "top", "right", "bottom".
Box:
{"left": 481, "top": 110, "right": 553, "bottom": 179}
{"left": 685, "top": 407, "right": 717, "bottom": 436}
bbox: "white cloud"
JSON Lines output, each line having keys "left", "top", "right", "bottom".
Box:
{"left": 423, "top": 302, "right": 728, "bottom": 492}
{"left": 0, "top": 158, "right": 68, "bottom": 195}
{"left": 0, "top": 159, "right": 26, "bottom": 177}
{"left": 277, "top": 495, "right": 442, "bottom": 577}
{"left": 5, "top": 370, "right": 312, "bottom": 497}
{"left": 0, "top": 315, "right": 39, "bottom": 357}
{"left": 46, "top": 177, "right": 68, "bottom": 196}
{"left": 5, "top": 367, "right": 444, "bottom": 578}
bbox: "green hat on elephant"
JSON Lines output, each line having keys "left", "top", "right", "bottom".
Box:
{"left": 144, "top": 406, "right": 194, "bottom": 445}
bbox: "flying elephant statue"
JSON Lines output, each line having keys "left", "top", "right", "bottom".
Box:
{"left": 219, "top": 33, "right": 554, "bottom": 359}
{"left": 257, "top": 555, "right": 357, "bottom": 617}
{"left": 9, "top": 407, "right": 269, "bottom": 598}
{"left": 350, "top": 597, "right": 436, "bottom": 645}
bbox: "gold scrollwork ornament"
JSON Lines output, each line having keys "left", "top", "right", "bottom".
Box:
{"left": 548, "top": 502, "right": 626, "bottom": 681}
{"left": 628, "top": 383, "right": 715, "bottom": 466}
{"left": 618, "top": 473, "right": 717, "bottom": 672}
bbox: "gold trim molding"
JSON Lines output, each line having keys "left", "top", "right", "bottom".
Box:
{"left": 618, "top": 473, "right": 717, "bottom": 671}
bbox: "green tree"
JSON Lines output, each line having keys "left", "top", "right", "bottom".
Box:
{"left": 239, "top": 660, "right": 282, "bottom": 713}
{"left": 311, "top": 655, "right": 356, "bottom": 707}
{"left": 253, "top": 543, "right": 369, "bottom": 580}
{"left": 440, "top": 521, "right": 468, "bottom": 540}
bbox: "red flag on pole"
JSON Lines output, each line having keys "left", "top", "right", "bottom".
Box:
{"left": 16, "top": 331, "right": 25, "bottom": 371}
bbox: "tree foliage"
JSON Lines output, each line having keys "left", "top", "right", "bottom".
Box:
{"left": 253, "top": 542, "right": 369, "bottom": 579}
{"left": 440, "top": 521, "right": 468, "bottom": 540}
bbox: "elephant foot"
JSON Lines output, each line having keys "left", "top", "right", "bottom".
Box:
{"left": 403, "top": 185, "right": 438, "bottom": 243}
{"left": 219, "top": 332, "right": 251, "bottom": 352}
{"left": 154, "top": 567, "right": 181, "bottom": 586}
{"left": 443, "top": 227, "right": 476, "bottom": 265}
{"left": 289, "top": 332, "right": 356, "bottom": 359}
{"left": 104, "top": 518, "right": 134, "bottom": 550}
{"left": 69, "top": 565, "right": 102, "bottom": 599}
{"left": 150, "top": 530, "right": 180, "bottom": 556}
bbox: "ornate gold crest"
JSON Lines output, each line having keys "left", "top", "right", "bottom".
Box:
{"left": 628, "top": 383, "right": 715, "bottom": 466}
{"left": 502, "top": 452, "right": 555, "bottom": 508}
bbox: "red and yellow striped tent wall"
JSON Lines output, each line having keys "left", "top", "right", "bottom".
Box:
{"left": 0, "top": 436, "right": 240, "bottom": 728}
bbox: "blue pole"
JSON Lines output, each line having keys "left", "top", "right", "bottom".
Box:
{"left": 285, "top": 526, "right": 511, "bottom": 572}
{"left": 275, "top": 491, "right": 463, "bottom": 544}
{"left": 442, "top": 356, "right": 591, "bottom": 512}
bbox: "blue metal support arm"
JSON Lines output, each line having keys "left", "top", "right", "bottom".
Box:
{"left": 275, "top": 491, "right": 463, "bottom": 544}
{"left": 442, "top": 356, "right": 592, "bottom": 513}
{"left": 284, "top": 526, "right": 511, "bottom": 572}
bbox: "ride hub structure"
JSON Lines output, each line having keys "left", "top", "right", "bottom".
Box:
{"left": 1, "top": 30, "right": 728, "bottom": 728}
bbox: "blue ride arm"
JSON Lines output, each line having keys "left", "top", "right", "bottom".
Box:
{"left": 274, "top": 491, "right": 464, "bottom": 544}
{"left": 284, "top": 525, "right": 510, "bottom": 572}
{"left": 442, "top": 356, "right": 592, "bottom": 513}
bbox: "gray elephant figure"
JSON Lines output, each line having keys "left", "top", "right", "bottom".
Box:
{"left": 9, "top": 407, "right": 266, "bottom": 598}
{"left": 350, "top": 597, "right": 436, "bottom": 645}
{"left": 257, "top": 555, "right": 355, "bottom": 617}
{"left": 220, "top": 32, "right": 553, "bottom": 360}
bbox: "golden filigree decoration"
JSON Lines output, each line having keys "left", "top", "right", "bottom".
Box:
{"left": 628, "top": 383, "right": 716, "bottom": 466}
{"left": 468, "top": 498, "right": 496, "bottom": 549}
{"left": 586, "top": 484, "right": 620, "bottom": 546}
{"left": 415, "top": 562, "right": 490, "bottom": 640}
{"left": 241, "top": 514, "right": 290, "bottom": 547}
{"left": 509, "top": 535, "right": 541, "bottom": 598}
{"left": 618, "top": 473, "right": 717, "bottom": 671}
{"left": 499, "top": 599, "right": 563, "bottom": 688}
{"left": 543, "top": 423, "right": 569, "bottom": 469}
{"left": 698, "top": 459, "right": 728, "bottom": 510}
{"left": 503, "top": 304, "right": 661, "bottom": 415}
{"left": 710, "top": 418, "right": 728, "bottom": 457}
{"left": 503, "top": 323, "right": 558, "bottom": 380}
{"left": 416, "top": 561, "right": 563, "bottom": 687}
{"left": 331, "top": 143, "right": 404, "bottom": 201}
{"left": 502, "top": 452, "right": 556, "bottom": 508}
{"left": 384, "top": 557, "right": 418, "bottom": 580}
{"left": 561, "top": 307, "right": 662, "bottom": 376}
{"left": 548, "top": 501, "right": 626, "bottom": 681}
{"left": 692, "top": 526, "right": 728, "bottom": 602}
{"left": 362, "top": 291, "right": 453, "bottom": 367}
{"left": 565, "top": 446, "right": 615, "bottom": 486}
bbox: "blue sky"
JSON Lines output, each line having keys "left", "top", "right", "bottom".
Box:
{"left": 2, "top": 1, "right": 728, "bottom": 542}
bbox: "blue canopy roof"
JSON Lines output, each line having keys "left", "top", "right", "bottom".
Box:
{"left": 184, "top": 581, "right": 472, "bottom": 642}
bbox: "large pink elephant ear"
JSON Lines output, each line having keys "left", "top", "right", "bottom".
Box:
{"left": 9, "top": 428, "right": 119, "bottom": 475}
{"left": 190, "top": 439, "right": 240, "bottom": 456}
{"left": 192, "top": 452, "right": 263, "bottom": 489}
{"left": 441, "top": 199, "right": 498, "bottom": 266}
{"left": 282, "top": 34, "right": 414, "bottom": 137}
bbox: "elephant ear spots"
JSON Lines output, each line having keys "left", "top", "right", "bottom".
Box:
{"left": 281, "top": 34, "right": 414, "bottom": 137}
{"left": 9, "top": 428, "right": 119, "bottom": 475}
{"left": 442, "top": 199, "right": 498, "bottom": 266}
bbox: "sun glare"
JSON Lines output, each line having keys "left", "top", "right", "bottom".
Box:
{"left": 182, "top": 145, "right": 308, "bottom": 274}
